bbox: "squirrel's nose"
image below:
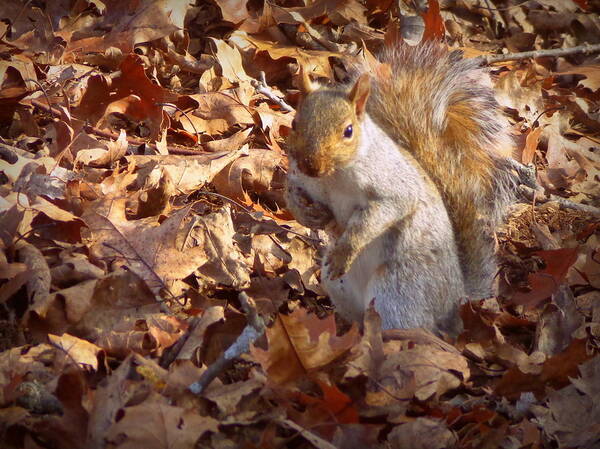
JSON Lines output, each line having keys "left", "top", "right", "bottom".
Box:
{"left": 299, "top": 156, "right": 321, "bottom": 177}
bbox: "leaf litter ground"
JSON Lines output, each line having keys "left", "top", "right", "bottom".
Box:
{"left": 0, "top": 1, "right": 599, "bottom": 448}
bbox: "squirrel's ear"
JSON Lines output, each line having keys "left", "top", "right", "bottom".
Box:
{"left": 299, "top": 65, "right": 317, "bottom": 94}
{"left": 349, "top": 74, "right": 371, "bottom": 119}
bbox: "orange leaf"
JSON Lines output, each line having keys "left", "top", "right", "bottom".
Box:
{"left": 250, "top": 308, "right": 359, "bottom": 385}
{"left": 316, "top": 380, "right": 359, "bottom": 424}
{"left": 522, "top": 127, "right": 542, "bottom": 165}
{"left": 495, "top": 339, "right": 593, "bottom": 400}
{"left": 420, "top": 0, "right": 445, "bottom": 42}
{"left": 512, "top": 248, "right": 579, "bottom": 308}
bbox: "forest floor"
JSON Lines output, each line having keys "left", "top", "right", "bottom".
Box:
{"left": 0, "top": 1, "right": 599, "bottom": 448}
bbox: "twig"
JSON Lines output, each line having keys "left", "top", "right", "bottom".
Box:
{"left": 251, "top": 72, "right": 294, "bottom": 113}
{"left": 300, "top": 21, "right": 344, "bottom": 53}
{"left": 22, "top": 79, "right": 53, "bottom": 111}
{"left": 28, "top": 99, "right": 206, "bottom": 155}
{"left": 471, "top": 0, "right": 534, "bottom": 11}
{"left": 156, "top": 102, "right": 200, "bottom": 139}
{"left": 189, "top": 292, "right": 265, "bottom": 395}
{"left": 159, "top": 316, "right": 201, "bottom": 368}
{"left": 520, "top": 185, "right": 600, "bottom": 217}
{"left": 163, "top": 47, "right": 215, "bottom": 74}
{"left": 277, "top": 419, "right": 339, "bottom": 449}
{"left": 480, "top": 43, "right": 600, "bottom": 64}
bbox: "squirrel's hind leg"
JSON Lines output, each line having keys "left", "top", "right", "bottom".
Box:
{"left": 367, "top": 264, "right": 464, "bottom": 337}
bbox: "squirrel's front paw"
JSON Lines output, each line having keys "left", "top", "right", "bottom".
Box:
{"left": 324, "top": 241, "right": 353, "bottom": 280}
{"left": 291, "top": 186, "right": 333, "bottom": 229}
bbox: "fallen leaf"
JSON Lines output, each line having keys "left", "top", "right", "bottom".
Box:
{"left": 495, "top": 338, "right": 594, "bottom": 400}
{"left": 48, "top": 333, "right": 103, "bottom": 371}
{"left": 62, "top": 0, "right": 190, "bottom": 54}
{"left": 106, "top": 393, "right": 218, "bottom": 449}
{"left": 531, "top": 355, "right": 600, "bottom": 448}
{"left": 251, "top": 307, "right": 359, "bottom": 385}
{"left": 512, "top": 248, "right": 579, "bottom": 308}
{"left": 82, "top": 204, "right": 207, "bottom": 295}
{"left": 387, "top": 417, "right": 457, "bottom": 449}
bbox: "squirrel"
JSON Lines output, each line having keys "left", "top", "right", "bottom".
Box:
{"left": 285, "top": 42, "right": 523, "bottom": 336}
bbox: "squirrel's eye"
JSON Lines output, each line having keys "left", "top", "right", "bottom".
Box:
{"left": 343, "top": 124, "right": 353, "bottom": 138}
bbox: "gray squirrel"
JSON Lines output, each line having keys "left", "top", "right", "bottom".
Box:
{"left": 285, "top": 43, "right": 522, "bottom": 336}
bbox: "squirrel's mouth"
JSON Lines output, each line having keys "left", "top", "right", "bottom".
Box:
{"left": 298, "top": 158, "right": 327, "bottom": 178}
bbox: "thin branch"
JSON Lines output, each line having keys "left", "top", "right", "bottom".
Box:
{"left": 156, "top": 102, "right": 200, "bottom": 138}
{"left": 163, "top": 47, "right": 215, "bottom": 74}
{"left": 277, "top": 419, "right": 339, "bottom": 449}
{"left": 300, "top": 21, "right": 344, "bottom": 53}
{"left": 28, "top": 99, "right": 206, "bottom": 155}
{"left": 189, "top": 292, "right": 265, "bottom": 395}
{"left": 159, "top": 316, "right": 201, "bottom": 368}
{"left": 481, "top": 43, "right": 600, "bottom": 64}
{"left": 22, "top": 78, "right": 53, "bottom": 111}
{"left": 471, "top": 0, "right": 534, "bottom": 11}
{"left": 520, "top": 185, "right": 600, "bottom": 217}
{"left": 251, "top": 72, "right": 294, "bottom": 113}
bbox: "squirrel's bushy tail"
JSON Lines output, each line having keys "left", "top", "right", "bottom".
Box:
{"left": 358, "top": 43, "right": 519, "bottom": 298}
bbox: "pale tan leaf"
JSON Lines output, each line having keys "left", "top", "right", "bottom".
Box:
{"left": 48, "top": 333, "right": 102, "bottom": 371}
{"left": 106, "top": 395, "right": 218, "bottom": 449}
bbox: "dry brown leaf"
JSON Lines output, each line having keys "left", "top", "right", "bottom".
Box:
{"left": 24, "top": 269, "right": 160, "bottom": 341}
{"left": 386, "top": 418, "right": 457, "bottom": 449}
{"left": 182, "top": 84, "right": 255, "bottom": 136}
{"left": 86, "top": 355, "right": 140, "bottom": 449}
{"left": 75, "top": 129, "right": 128, "bottom": 168}
{"left": 377, "top": 342, "right": 470, "bottom": 402}
{"left": 126, "top": 147, "right": 246, "bottom": 196}
{"left": 0, "top": 260, "right": 27, "bottom": 280}
{"left": 215, "top": 0, "right": 251, "bottom": 25}
{"left": 531, "top": 355, "right": 600, "bottom": 448}
{"left": 106, "top": 393, "right": 218, "bottom": 449}
{"left": 0, "top": 343, "right": 56, "bottom": 403}
{"left": 495, "top": 338, "right": 594, "bottom": 400}
{"left": 204, "top": 378, "right": 263, "bottom": 418}
{"left": 211, "top": 38, "right": 252, "bottom": 84}
{"left": 82, "top": 203, "right": 207, "bottom": 295}
{"left": 285, "top": 236, "right": 322, "bottom": 295}
{"left": 251, "top": 307, "right": 359, "bottom": 385}
{"left": 96, "top": 313, "right": 188, "bottom": 357}
{"left": 249, "top": 234, "right": 290, "bottom": 275}
{"left": 203, "top": 127, "right": 253, "bottom": 153}
{"left": 190, "top": 205, "right": 250, "bottom": 289}
{"left": 48, "top": 333, "right": 103, "bottom": 371}
{"left": 62, "top": 0, "right": 189, "bottom": 54}
{"left": 244, "top": 276, "right": 290, "bottom": 315}
{"left": 512, "top": 248, "right": 579, "bottom": 307}
{"left": 231, "top": 31, "right": 336, "bottom": 80}
{"left": 270, "top": 1, "right": 367, "bottom": 26}
{"left": 1, "top": 149, "right": 57, "bottom": 186}
{"left": 212, "top": 148, "right": 284, "bottom": 206}
{"left": 17, "top": 241, "right": 50, "bottom": 310}
{"left": 176, "top": 307, "right": 225, "bottom": 361}
{"left": 76, "top": 54, "right": 179, "bottom": 139}
{"left": 344, "top": 304, "right": 385, "bottom": 380}
{"left": 558, "top": 64, "right": 600, "bottom": 92}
